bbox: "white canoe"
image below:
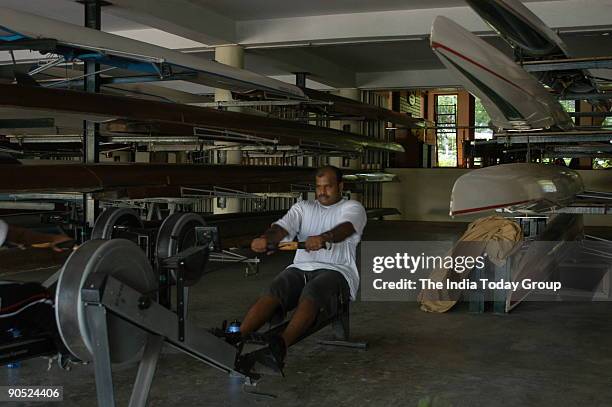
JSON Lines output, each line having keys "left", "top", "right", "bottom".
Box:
{"left": 430, "top": 16, "right": 573, "bottom": 132}
{"left": 450, "top": 163, "right": 584, "bottom": 216}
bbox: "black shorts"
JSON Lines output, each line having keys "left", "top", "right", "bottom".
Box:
{"left": 266, "top": 267, "right": 349, "bottom": 314}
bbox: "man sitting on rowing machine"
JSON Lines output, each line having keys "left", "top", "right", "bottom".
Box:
{"left": 237, "top": 165, "right": 367, "bottom": 373}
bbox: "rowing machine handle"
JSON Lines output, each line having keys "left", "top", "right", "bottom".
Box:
{"left": 277, "top": 241, "right": 332, "bottom": 251}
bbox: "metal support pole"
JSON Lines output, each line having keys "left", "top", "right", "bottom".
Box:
{"left": 295, "top": 72, "right": 307, "bottom": 88}
{"left": 128, "top": 335, "right": 164, "bottom": 407}
{"left": 85, "top": 305, "right": 116, "bottom": 407}
{"left": 469, "top": 262, "right": 486, "bottom": 313}
{"left": 83, "top": 0, "right": 101, "bottom": 162}
{"left": 493, "top": 260, "right": 511, "bottom": 314}
{"left": 83, "top": 0, "right": 101, "bottom": 230}
{"left": 176, "top": 266, "right": 186, "bottom": 342}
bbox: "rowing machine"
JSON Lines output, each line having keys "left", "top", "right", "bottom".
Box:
{"left": 56, "top": 237, "right": 247, "bottom": 407}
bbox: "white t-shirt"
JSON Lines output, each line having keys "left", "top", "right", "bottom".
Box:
{"left": 274, "top": 198, "right": 367, "bottom": 300}
{"left": 0, "top": 220, "right": 7, "bottom": 246}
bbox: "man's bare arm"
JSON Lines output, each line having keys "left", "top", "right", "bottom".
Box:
{"left": 251, "top": 224, "right": 289, "bottom": 253}
{"left": 320, "top": 221, "right": 356, "bottom": 243}
{"left": 263, "top": 224, "right": 289, "bottom": 247}
{"left": 304, "top": 222, "right": 356, "bottom": 251}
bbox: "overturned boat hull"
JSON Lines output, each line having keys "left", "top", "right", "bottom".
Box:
{"left": 465, "top": 0, "right": 568, "bottom": 57}
{"left": 450, "top": 163, "right": 584, "bottom": 216}
{"left": 430, "top": 16, "right": 573, "bottom": 132}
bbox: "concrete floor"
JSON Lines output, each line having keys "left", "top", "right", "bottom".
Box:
{"left": 3, "top": 220, "right": 612, "bottom": 407}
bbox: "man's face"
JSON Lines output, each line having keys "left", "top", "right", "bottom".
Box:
{"left": 316, "top": 172, "right": 343, "bottom": 206}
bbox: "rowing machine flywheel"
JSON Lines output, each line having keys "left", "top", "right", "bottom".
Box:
{"left": 55, "top": 239, "right": 157, "bottom": 364}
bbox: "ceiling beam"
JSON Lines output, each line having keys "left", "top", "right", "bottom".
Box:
{"left": 357, "top": 69, "right": 460, "bottom": 90}
{"left": 235, "top": 1, "right": 612, "bottom": 47}
{"left": 105, "top": 0, "right": 236, "bottom": 46}
{"left": 249, "top": 48, "right": 356, "bottom": 88}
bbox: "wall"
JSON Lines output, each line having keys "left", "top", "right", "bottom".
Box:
{"left": 382, "top": 168, "right": 472, "bottom": 222}
{"left": 383, "top": 168, "right": 612, "bottom": 226}
{"left": 394, "top": 90, "right": 423, "bottom": 118}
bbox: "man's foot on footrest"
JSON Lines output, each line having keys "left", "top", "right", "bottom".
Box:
{"left": 210, "top": 320, "right": 243, "bottom": 346}
{"left": 236, "top": 334, "right": 286, "bottom": 377}
{"left": 224, "top": 331, "right": 243, "bottom": 346}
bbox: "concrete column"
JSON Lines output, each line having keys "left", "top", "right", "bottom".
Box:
{"left": 214, "top": 45, "right": 244, "bottom": 108}
{"left": 333, "top": 88, "right": 362, "bottom": 135}
{"left": 214, "top": 45, "right": 244, "bottom": 213}
{"left": 214, "top": 45, "right": 243, "bottom": 166}
{"left": 331, "top": 88, "right": 362, "bottom": 171}
{"left": 331, "top": 88, "right": 364, "bottom": 203}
